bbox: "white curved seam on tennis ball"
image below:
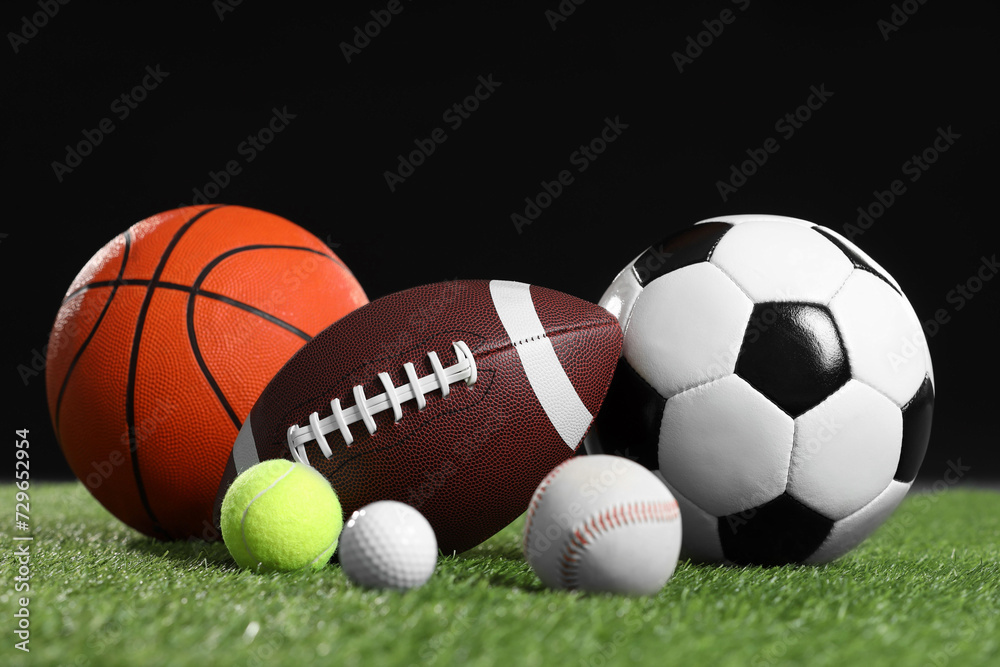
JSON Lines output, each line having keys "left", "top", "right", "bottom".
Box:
{"left": 308, "top": 534, "right": 340, "bottom": 568}
{"left": 240, "top": 461, "right": 297, "bottom": 570}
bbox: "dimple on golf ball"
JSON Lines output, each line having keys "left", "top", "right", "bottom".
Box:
{"left": 338, "top": 500, "right": 438, "bottom": 590}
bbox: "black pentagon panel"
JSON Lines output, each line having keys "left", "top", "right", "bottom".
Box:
{"left": 718, "top": 492, "right": 834, "bottom": 566}
{"left": 585, "top": 357, "right": 665, "bottom": 471}
{"left": 735, "top": 302, "right": 851, "bottom": 418}
{"left": 631, "top": 221, "right": 733, "bottom": 287}
{"left": 810, "top": 226, "right": 902, "bottom": 296}
{"left": 895, "top": 375, "right": 935, "bottom": 482}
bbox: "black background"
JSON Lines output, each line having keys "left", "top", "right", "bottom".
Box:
{"left": 5, "top": 1, "right": 997, "bottom": 482}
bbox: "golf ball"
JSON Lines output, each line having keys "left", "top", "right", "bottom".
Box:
{"left": 338, "top": 500, "right": 437, "bottom": 590}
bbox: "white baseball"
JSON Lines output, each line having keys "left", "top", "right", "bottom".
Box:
{"left": 523, "top": 455, "right": 682, "bottom": 595}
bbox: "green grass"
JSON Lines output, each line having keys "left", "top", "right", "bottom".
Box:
{"left": 2, "top": 484, "right": 998, "bottom": 667}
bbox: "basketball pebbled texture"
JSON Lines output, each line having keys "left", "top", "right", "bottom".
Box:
{"left": 46, "top": 205, "right": 367, "bottom": 540}
{"left": 213, "top": 280, "right": 622, "bottom": 554}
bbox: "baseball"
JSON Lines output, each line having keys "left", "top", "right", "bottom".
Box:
{"left": 523, "top": 455, "right": 682, "bottom": 595}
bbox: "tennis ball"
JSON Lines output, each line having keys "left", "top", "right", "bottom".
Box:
{"left": 220, "top": 459, "right": 343, "bottom": 572}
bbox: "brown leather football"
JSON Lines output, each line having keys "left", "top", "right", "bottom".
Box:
{"left": 213, "top": 279, "right": 622, "bottom": 554}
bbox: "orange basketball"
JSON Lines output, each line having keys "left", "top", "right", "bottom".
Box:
{"left": 45, "top": 205, "right": 368, "bottom": 540}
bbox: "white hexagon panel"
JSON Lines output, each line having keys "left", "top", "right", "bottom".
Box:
{"left": 659, "top": 374, "right": 794, "bottom": 517}
{"left": 710, "top": 219, "right": 854, "bottom": 303}
{"left": 624, "top": 262, "right": 753, "bottom": 399}
{"left": 829, "top": 270, "right": 929, "bottom": 407}
{"left": 788, "top": 380, "right": 902, "bottom": 521}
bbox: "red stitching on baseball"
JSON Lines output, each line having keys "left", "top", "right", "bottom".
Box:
{"left": 522, "top": 461, "right": 571, "bottom": 555}
{"left": 556, "top": 499, "right": 679, "bottom": 590}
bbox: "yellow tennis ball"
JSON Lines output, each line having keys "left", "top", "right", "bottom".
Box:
{"left": 220, "top": 459, "right": 343, "bottom": 572}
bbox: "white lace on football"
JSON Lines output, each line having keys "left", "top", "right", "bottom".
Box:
{"left": 287, "top": 341, "right": 478, "bottom": 465}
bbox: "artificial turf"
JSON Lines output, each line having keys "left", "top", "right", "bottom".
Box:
{"left": 3, "top": 483, "right": 998, "bottom": 667}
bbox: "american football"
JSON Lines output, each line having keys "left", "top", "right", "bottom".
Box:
{"left": 213, "top": 279, "right": 622, "bottom": 553}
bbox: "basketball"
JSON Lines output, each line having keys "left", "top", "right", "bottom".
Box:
{"left": 45, "top": 204, "right": 368, "bottom": 540}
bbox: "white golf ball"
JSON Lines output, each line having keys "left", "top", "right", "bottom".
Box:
{"left": 338, "top": 500, "right": 437, "bottom": 590}
{"left": 523, "top": 455, "right": 682, "bottom": 595}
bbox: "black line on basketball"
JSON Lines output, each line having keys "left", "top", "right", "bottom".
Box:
{"left": 188, "top": 243, "right": 331, "bottom": 342}
{"left": 63, "top": 279, "right": 193, "bottom": 301}
{"left": 185, "top": 303, "right": 241, "bottom": 431}
{"left": 192, "top": 244, "right": 340, "bottom": 280}
{"left": 126, "top": 204, "right": 226, "bottom": 538}
{"left": 196, "top": 290, "right": 311, "bottom": 341}
{"left": 64, "top": 281, "right": 311, "bottom": 340}
{"left": 54, "top": 230, "right": 133, "bottom": 432}
{"left": 63, "top": 246, "right": 343, "bottom": 303}
{"left": 185, "top": 244, "right": 326, "bottom": 432}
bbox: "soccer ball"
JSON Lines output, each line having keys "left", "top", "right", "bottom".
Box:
{"left": 586, "top": 214, "right": 934, "bottom": 565}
